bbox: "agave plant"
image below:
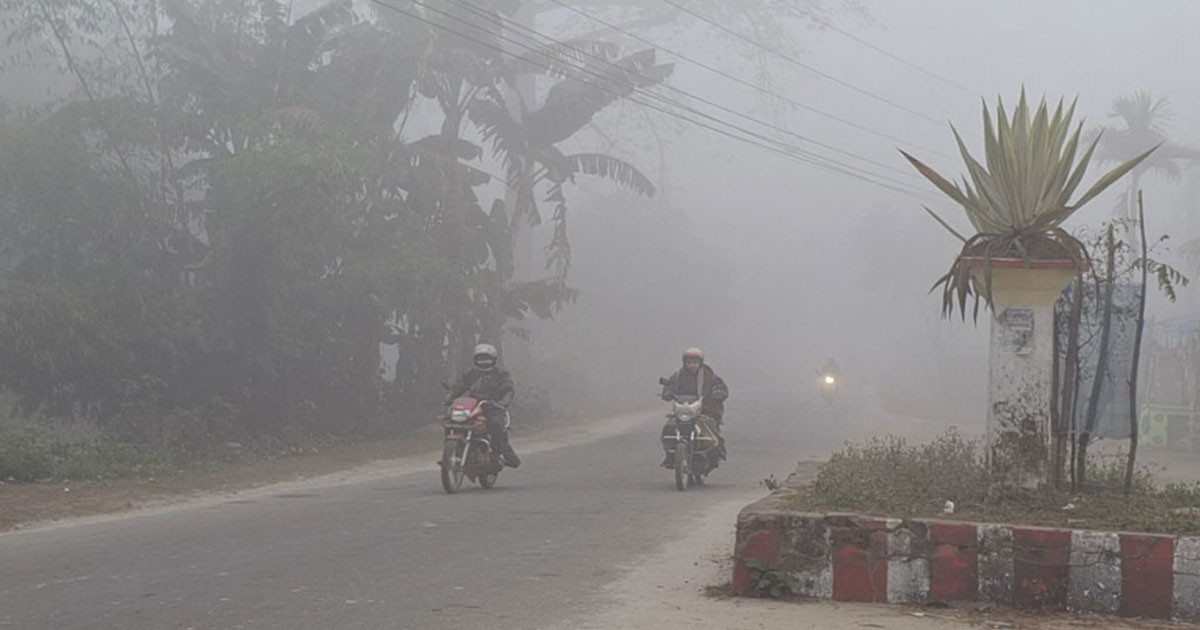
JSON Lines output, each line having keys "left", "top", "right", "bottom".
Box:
{"left": 902, "top": 91, "right": 1157, "bottom": 320}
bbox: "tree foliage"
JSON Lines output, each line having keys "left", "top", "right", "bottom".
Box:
{"left": 0, "top": 0, "right": 661, "bottom": 438}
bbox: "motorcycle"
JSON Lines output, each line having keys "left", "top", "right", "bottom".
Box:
{"left": 438, "top": 397, "right": 507, "bottom": 494}
{"left": 659, "top": 378, "right": 721, "bottom": 491}
{"left": 818, "top": 372, "right": 839, "bottom": 405}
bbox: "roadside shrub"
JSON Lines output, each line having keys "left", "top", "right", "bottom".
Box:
{"left": 809, "top": 429, "right": 988, "bottom": 515}
{"left": 0, "top": 424, "right": 58, "bottom": 481}
{"left": 796, "top": 430, "right": 1200, "bottom": 535}
{"left": 0, "top": 423, "right": 165, "bottom": 482}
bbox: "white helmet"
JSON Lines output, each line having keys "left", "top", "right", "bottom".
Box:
{"left": 473, "top": 343, "right": 499, "bottom": 371}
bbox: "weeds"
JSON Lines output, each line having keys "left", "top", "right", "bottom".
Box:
{"left": 808, "top": 429, "right": 987, "bottom": 515}
{"left": 760, "top": 474, "right": 780, "bottom": 491}
{"left": 0, "top": 421, "right": 254, "bottom": 483}
{"left": 791, "top": 430, "right": 1200, "bottom": 536}
{"left": 0, "top": 424, "right": 165, "bottom": 482}
{"left": 743, "top": 558, "right": 803, "bottom": 599}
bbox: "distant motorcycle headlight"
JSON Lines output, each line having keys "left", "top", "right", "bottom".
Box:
{"left": 824, "top": 376, "right": 836, "bottom": 385}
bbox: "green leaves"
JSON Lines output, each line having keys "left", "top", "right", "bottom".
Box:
{"left": 469, "top": 42, "right": 666, "bottom": 286}
{"left": 0, "top": 0, "right": 666, "bottom": 439}
{"left": 1134, "top": 258, "right": 1190, "bottom": 303}
{"left": 524, "top": 48, "right": 672, "bottom": 146}
{"left": 905, "top": 90, "right": 1156, "bottom": 320}
{"left": 744, "top": 558, "right": 803, "bottom": 599}
{"left": 904, "top": 90, "right": 1158, "bottom": 238}
{"left": 563, "top": 153, "right": 656, "bottom": 195}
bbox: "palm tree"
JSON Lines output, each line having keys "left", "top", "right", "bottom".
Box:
{"left": 1090, "top": 92, "right": 1200, "bottom": 219}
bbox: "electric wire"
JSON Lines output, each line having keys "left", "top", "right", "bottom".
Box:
{"left": 545, "top": 0, "right": 952, "bottom": 159}
{"left": 368, "top": 0, "right": 950, "bottom": 204}
{"left": 447, "top": 0, "right": 927, "bottom": 184}
{"left": 658, "top": 0, "right": 946, "bottom": 127}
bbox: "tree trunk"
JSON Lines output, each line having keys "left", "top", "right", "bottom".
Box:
{"left": 1062, "top": 275, "right": 1085, "bottom": 491}
{"left": 505, "top": 4, "right": 539, "bottom": 285}
{"left": 1052, "top": 304, "right": 1063, "bottom": 487}
{"left": 1077, "top": 224, "right": 1118, "bottom": 490}
{"left": 1125, "top": 171, "right": 1141, "bottom": 221}
{"left": 1125, "top": 192, "right": 1149, "bottom": 495}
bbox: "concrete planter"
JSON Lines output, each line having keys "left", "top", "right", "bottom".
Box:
{"left": 962, "top": 257, "right": 1079, "bottom": 489}
{"left": 732, "top": 493, "right": 1200, "bottom": 621}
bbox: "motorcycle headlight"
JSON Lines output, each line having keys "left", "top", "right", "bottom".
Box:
{"left": 450, "top": 410, "right": 470, "bottom": 421}
{"left": 824, "top": 376, "right": 836, "bottom": 385}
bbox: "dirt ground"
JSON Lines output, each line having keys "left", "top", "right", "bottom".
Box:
{"left": 0, "top": 423, "right": 444, "bottom": 532}
{"left": 0, "top": 410, "right": 656, "bottom": 533}
{"left": 5, "top": 397, "right": 1198, "bottom": 534}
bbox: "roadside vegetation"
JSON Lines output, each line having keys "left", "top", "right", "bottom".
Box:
{"left": 0, "top": 383, "right": 563, "bottom": 483}
{"left": 0, "top": 0, "right": 670, "bottom": 481}
{"left": 788, "top": 430, "right": 1200, "bottom": 535}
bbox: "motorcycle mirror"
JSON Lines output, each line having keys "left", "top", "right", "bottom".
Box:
{"left": 658, "top": 377, "right": 669, "bottom": 386}
{"left": 441, "top": 382, "right": 452, "bottom": 390}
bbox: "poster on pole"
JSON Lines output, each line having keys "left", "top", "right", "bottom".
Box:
{"left": 1054, "top": 283, "right": 1142, "bottom": 440}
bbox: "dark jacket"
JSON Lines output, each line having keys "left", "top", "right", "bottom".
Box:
{"left": 820, "top": 360, "right": 842, "bottom": 377}
{"left": 661, "top": 364, "right": 728, "bottom": 419}
{"left": 448, "top": 368, "right": 515, "bottom": 407}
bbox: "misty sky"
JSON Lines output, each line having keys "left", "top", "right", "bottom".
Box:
{"left": 558, "top": 0, "right": 1200, "bottom": 419}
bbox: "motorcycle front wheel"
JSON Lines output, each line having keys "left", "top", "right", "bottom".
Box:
{"left": 478, "top": 449, "right": 498, "bottom": 488}
{"left": 441, "top": 441, "right": 464, "bottom": 494}
{"left": 479, "top": 471, "right": 498, "bottom": 488}
{"left": 674, "top": 443, "right": 690, "bottom": 491}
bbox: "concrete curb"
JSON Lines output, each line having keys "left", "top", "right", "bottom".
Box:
{"left": 732, "top": 493, "right": 1200, "bottom": 621}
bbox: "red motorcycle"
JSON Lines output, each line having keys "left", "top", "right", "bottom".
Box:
{"left": 438, "top": 397, "right": 507, "bottom": 494}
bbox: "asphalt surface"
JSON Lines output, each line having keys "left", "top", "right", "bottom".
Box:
{"left": 0, "top": 390, "right": 864, "bottom": 629}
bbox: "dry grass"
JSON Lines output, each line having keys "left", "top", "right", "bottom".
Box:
{"left": 788, "top": 430, "right": 1200, "bottom": 536}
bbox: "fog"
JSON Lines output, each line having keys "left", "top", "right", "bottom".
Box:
{"left": 1, "top": 0, "right": 1197, "bottom": 432}
{"left": 513, "top": 0, "right": 1200, "bottom": 425}
{"left": 8, "top": 6, "right": 1200, "bottom": 626}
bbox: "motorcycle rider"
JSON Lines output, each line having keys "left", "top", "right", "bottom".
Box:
{"left": 819, "top": 358, "right": 842, "bottom": 382}
{"left": 660, "top": 347, "right": 729, "bottom": 467}
{"left": 445, "top": 343, "right": 521, "bottom": 468}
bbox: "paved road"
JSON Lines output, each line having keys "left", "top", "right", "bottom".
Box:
{"left": 0, "top": 391, "right": 865, "bottom": 629}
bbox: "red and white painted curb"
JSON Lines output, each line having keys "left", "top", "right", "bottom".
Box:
{"left": 732, "top": 503, "right": 1200, "bottom": 621}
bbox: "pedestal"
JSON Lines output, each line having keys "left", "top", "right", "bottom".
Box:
{"left": 967, "top": 258, "right": 1077, "bottom": 489}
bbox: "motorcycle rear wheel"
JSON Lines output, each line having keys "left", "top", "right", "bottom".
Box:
{"left": 441, "top": 441, "right": 464, "bottom": 494}
{"left": 674, "top": 444, "right": 690, "bottom": 491}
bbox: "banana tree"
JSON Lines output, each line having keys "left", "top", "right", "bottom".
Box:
{"left": 469, "top": 45, "right": 671, "bottom": 282}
